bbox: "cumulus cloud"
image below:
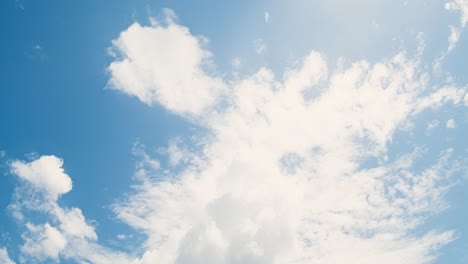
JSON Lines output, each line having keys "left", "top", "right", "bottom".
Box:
{"left": 9, "top": 156, "right": 132, "bottom": 264}
{"left": 0, "top": 247, "right": 15, "bottom": 264}
{"left": 10, "top": 155, "right": 72, "bottom": 200}
{"left": 110, "top": 44, "right": 466, "bottom": 263}
{"left": 105, "top": 14, "right": 468, "bottom": 262}
{"left": 21, "top": 223, "right": 67, "bottom": 262}
{"left": 107, "top": 13, "right": 226, "bottom": 116}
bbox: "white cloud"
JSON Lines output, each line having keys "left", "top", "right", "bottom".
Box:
{"left": 0, "top": 150, "right": 5, "bottom": 158}
{"left": 446, "top": 118, "right": 456, "bottom": 128}
{"left": 111, "top": 44, "right": 467, "bottom": 263}
{"left": 264, "top": 11, "right": 269, "bottom": 23}
{"left": 0, "top": 248, "right": 15, "bottom": 264}
{"left": 9, "top": 156, "right": 133, "bottom": 264}
{"left": 107, "top": 12, "right": 227, "bottom": 116}
{"left": 253, "top": 38, "right": 267, "bottom": 55}
{"left": 21, "top": 223, "right": 67, "bottom": 262}
{"left": 426, "top": 119, "right": 440, "bottom": 133}
{"left": 10, "top": 155, "right": 72, "bottom": 200}
{"left": 445, "top": 0, "right": 468, "bottom": 27}
{"left": 448, "top": 25, "right": 461, "bottom": 51}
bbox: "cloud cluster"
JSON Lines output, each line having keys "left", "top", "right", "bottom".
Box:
{"left": 8, "top": 156, "right": 132, "bottom": 263}
{"left": 5, "top": 7, "right": 468, "bottom": 264}
{"left": 107, "top": 11, "right": 466, "bottom": 264}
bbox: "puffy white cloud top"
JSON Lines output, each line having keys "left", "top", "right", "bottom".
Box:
{"left": 108, "top": 18, "right": 226, "bottom": 116}
{"left": 10, "top": 155, "right": 72, "bottom": 200}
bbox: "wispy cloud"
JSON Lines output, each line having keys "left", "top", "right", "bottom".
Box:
{"left": 434, "top": 0, "right": 468, "bottom": 71}
{"left": 426, "top": 119, "right": 440, "bottom": 134}
{"left": 445, "top": 0, "right": 468, "bottom": 27}
{"left": 446, "top": 118, "right": 456, "bottom": 128}
{"left": 253, "top": 38, "right": 267, "bottom": 55}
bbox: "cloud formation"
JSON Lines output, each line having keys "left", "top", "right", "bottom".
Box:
{"left": 9, "top": 156, "right": 133, "bottom": 263}
{"left": 446, "top": 0, "right": 468, "bottom": 27}
{"left": 107, "top": 17, "right": 226, "bottom": 115}
{"left": 0, "top": 248, "right": 15, "bottom": 264}
{"left": 106, "top": 11, "right": 467, "bottom": 264}
{"left": 5, "top": 6, "right": 468, "bottom": 264}
{"left": 10, "top": 155, "right": 72, "bottom": 201}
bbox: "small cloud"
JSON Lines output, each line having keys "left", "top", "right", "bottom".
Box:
{"left": 232, "top": 57, "right": 241, "bottom": 69}
{"left": 253, "top": 38, "right": 267, "bottom": 55}
{"left": 448, "top": 25, "right": 461, "bottom": 52}
{"left": 10, "top": 155, "right": 73, "bottom": 200}
{"left": 426, "top": 119, "right": 440, "bottom": 134}
{"left": 117, "top": 234, "right": 126, "bottom": 240}
{"left": 265, "top": 11, "right": 270, "bottom": 23}
{"left": 446, "top": 119, "right": 456, "bottom": 128}
{"left": 0, "top": 150, "right": 5, "bottom": 158}
{"left": 26, "top": 44, "right": 47, "bottom": 61}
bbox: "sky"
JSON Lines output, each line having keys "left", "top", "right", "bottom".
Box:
{"left": 0, "top": 0, "right": 467, "bottom": 263}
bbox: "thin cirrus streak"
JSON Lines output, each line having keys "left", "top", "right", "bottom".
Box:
{"left": 4, "top": 2, "right": 468, "bottom": 264}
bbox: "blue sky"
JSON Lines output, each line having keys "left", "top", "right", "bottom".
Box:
{"left": 0, "top": 0, "right": 467, "bottom": 263}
